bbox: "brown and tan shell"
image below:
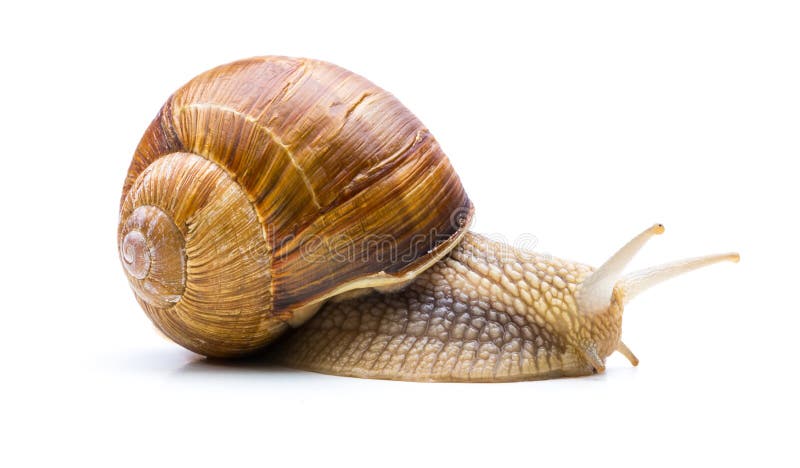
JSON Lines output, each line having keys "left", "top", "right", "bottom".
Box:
{"left": 118, "top": 56, "right": 473, "bottom": 358}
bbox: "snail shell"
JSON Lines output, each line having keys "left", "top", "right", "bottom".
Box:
{"left": 118, "top": 56, "right": 472, "bottom": 357}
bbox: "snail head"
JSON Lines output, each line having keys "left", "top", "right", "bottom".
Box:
{"left": 572, "top": 224, "right": 739, "bottom": 371}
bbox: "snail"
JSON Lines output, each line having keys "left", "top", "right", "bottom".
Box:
{"left": 119, "top": 56, "right": 738, "bottom": 382}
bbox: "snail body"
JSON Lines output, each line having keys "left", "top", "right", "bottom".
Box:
{"left": 119, "top": 56, "right": 737, "bottom": 381}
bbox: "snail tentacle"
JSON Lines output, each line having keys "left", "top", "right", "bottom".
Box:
{"left": 577, "top": 224, "right": 665, "bottom": 316}
{"left": 616, "top": 341, "right": 639, "bottom": 366}
{"left": 616, "top": 253, "right": 740, "bottom": 304}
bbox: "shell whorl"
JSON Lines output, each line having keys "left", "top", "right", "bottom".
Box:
{"left": 119, "top": 153, "right": 285, "bottom": 356}
{"left": 119, "top": 56, "right": 472, "bottom": 357}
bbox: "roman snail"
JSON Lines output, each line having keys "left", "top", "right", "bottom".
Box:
{"left": 118, "top": 56, "right": 738, "bottom": 382}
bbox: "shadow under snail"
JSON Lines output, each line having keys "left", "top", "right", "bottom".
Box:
{"left": 118, "top": 56, "right": 738, "bottom": 382}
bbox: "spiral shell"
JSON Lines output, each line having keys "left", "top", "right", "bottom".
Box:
{"left": 118, "top": 56, "right": 473, "bottom": 357}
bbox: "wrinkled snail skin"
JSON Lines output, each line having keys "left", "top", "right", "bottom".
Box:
{"left": 271, "top": 229, "right": 738, "bottom": 382}
{"left": 119, "top": 56, "right": 739, "bottom": 381}
{"left": 271, "top": 232, "right": 603, "bottom": 382}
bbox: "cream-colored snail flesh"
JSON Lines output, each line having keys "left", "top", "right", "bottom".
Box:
{"left": 118, "top": 56, "right": 738, "bottom": 382}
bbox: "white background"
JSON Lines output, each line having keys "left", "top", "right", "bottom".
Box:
{"left": 1, "top": 1, "right": 797, "bottom": 466}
